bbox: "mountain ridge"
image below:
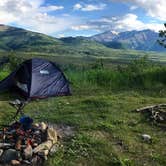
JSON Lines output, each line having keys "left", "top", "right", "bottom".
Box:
{"left": 0, "top": 24, "right": 165, "bottom": 53}
{"left": 89, "top": 29, "right": 165, "bottom": 52}
{"left": 0, "top": 24, "right": 116, "bottom": 57}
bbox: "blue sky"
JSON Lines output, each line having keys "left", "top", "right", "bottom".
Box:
{"left": 0, "top": 0, "right": 165, "bottom": 37}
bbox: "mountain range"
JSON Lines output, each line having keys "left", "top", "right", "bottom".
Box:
{"left": 0, "top": 24, "right": 165, "bottom": 53}
{"left": 89, "top": 29, "right": 165, "bottom": 52}
{"left": 0, "top": 24, "right": 114, "bottom": 58}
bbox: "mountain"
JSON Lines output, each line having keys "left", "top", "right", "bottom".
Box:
{"left": 90, "top": 31, "right": 117, "bottom": 43}
{"left": 0, "top": 24, "right": 62, "bottom": 52}
{"left": 90, "top": 29, "right": 165, "bottom": 52}
{"left": 0, "top": 24, "right": 165, "bottom": 55}
{"left": 0, "top": 24, "right": 115, "bottom": 57}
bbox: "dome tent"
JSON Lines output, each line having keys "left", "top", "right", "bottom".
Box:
{"left": 0, "top": 58, "right": 71, "bottom": 99}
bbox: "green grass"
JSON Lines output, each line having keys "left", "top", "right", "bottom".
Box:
{"left": 0, "top": 62, "right": 166, "bottom": 166}
{"left": 1, "top": 90, "right": 166, "bottom": 166}
{"left": 0, "top": 53, "right": 166, "bottom": 166}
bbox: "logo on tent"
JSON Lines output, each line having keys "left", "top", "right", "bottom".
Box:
{"left": 40, "top": 70, "right": 49, "bottom": 75}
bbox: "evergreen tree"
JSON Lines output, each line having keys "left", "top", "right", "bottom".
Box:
{"left": 158, "top": 23, "right": 166, "bottom": 48}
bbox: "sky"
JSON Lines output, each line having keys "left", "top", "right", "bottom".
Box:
{"left": 0, "top": 0, "right": 165, "bottom": 37}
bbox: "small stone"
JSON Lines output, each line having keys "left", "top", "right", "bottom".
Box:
{"left": 11, "top": 160, "right": 20, "bottom": 165}
{"left": 34, "top": 123, "right": 39, "bottom": 128}
{"left": 31, "top": 156, "right": 38, "bottom": 165}
{"left": 47, "top": 127, "right": 58, "bottom": 144}
{"left": 33, "top": 143, "right": 38, "bottom": 147}
{"left": 0, "top": 149, "right": 3, "bottom": 156}
{"left": 38, "top": 150, "right": 49, "bottom": 157}
{"left": 50, "top": 144, "right": 59, "bottom": 155}
{"left": 24, "top": 144, "right": 33, "bottom": 160}
{"left": 34, "top": 130, "right": 40, "bottom": 135}
{"left": 141, "top": 134, "right": 152, "bottom": 142}
{"left": 15, "top": 139, "right": 22, "bottom": 150}
{"left": 0, "top": 143, "right": 12, "bottom": 148}
{"left": 40, "top": 122, "right": 47, "bottom": 131}
{"left": 32, "top": 156, "right": 44, "bottom": 165}
{"left": 22, "top": 160, "right": 31, "bottom": 165}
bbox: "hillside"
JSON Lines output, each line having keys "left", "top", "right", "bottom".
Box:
{"left": 0, "top": 24, "right": 166, "bottom": 65}
{"left": 0, "top": 24, "right": 166, "bottom": 166}
{"left": 0, "top": 24, "right": 114, "bottom": 56}
{"left": 90, "top": 29, "right": 165, "bottom": 52}
{"left": 0, "top": 24, "right": 63, "bottom": 52}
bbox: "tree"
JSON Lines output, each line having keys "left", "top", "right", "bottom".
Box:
{"left": 158, "top": 23, "right": 166, "bottom": 48}
{"left": 7, "top": 51, "right": 22, "bottom": 71}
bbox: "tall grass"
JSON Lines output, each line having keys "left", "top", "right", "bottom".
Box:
{"left": 66, "top": 57, "right": 166, "bottom": 91}
{"left": 0, "top": 55, "right": 166, "bottom": 92}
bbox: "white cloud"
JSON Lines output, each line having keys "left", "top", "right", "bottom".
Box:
{"left": 71, "top": 25, "right": 92, "bottom": 30}
{"left": 130, "top": 6, "right": 138, "bottom": 10}
{"left": 110, "top": 0, "right": 166, "bottom": 21}
{"left": 113, "top": 13, "right": 164, "bottom": 32}
{"left": 0, "top": 0, "right": 79, "bottom": 35}
{"left": 73, "top": 3, "right": 82, "bottom": 10}
{"left": 73, "top": 3, "right": 106, "bottom": 11}
{"left": 73, "top": 13, "right": 164, "bottom": 32}
{"left": 40, "top": 5, "right": 64, "bottom": 12}
{"left": 57, "top": 34, "right": 65, "bottom": 38}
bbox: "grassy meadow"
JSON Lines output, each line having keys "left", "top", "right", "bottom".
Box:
{"left": 0, "top": 51, "right": 166, "bottom": 166}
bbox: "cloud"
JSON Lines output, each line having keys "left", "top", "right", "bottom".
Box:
{"left": 39, "top": 5, "right": 64, "bottom": 12}
{"left": 113, "top": 14, "right": 164, "bottom": 32}
{"left": 0, "top": 0, "right": 78, "bottom": 35}
{"left": 110, "top": 0, "right": 166, "bottom": 21}
{"left": 71, "top": 25, "right": 92, "bottom": 30}
{"left": 73, "top": 3, "right": 82, "bottom": 10}
{"left": 73, "top": 3, "right": 106, "bottom": 11}
{"left": 130, "top": 6, "right": 138, "bottom": 10}
{"left": 72, "top": 13, "right": 164, "bottom": 32}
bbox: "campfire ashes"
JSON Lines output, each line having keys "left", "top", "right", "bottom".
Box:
{"left": 0, "top": 117, "right": 59, "bottom": 166}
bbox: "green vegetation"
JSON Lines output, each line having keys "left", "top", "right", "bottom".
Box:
{"left": 0, "top": 53, "right": 166, "bottom": 166}
{"left": 0, "top": 24, "right": 166, "bottom": 166}
{"left": 158, "top": 23, "right": 166, "bottom": 48}
{"left": 0, "top": 24, "right": 166, "bottom": 64}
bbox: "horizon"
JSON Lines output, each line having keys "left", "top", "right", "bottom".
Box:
{"left": 0, "top": 0, "right": 165, "bottom": 37}
{"left": 0, "top": 23, "right": 157, "bottom": 39}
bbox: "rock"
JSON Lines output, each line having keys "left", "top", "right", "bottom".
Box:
{"left": 40, "top": 122, "right": 47, "bottom": 131}
{"left": 47, "top": 127, "right": 57, "bottom": 144}
{"left": 24, "top": 144, "right": 33, "bottom": 160}
{"left": 15, "top": 139, "right": 22, "bottom": 150}
{"left": 22, "top": 160, "right": 31, "bottom": 165}
{"left": 34, "top": 130, "right": 40, "bottom": 135}
{"left": 33, "top": 140, "right": 53, "bottom": 153}
{"left": 141, "top": 134, "right": 152, "bottom": 142}
{"left": 31, "top": 156, "right": 38, "bottom": 165}
{"left": 0, "top": 143, "right": 12, "bottom": 148}
{"left": 34, "top": 123, "right": 39, "bottom": 128}
{"left": 0, "top": 149, "right": 20, "bottom": 164}
{"left": 38, "top": 149, "right": 49, "bottom": 157}
{"left": 11, "top": 160, "right": 20, "bottom": 165}
{"left": 33, "top": 143, "right": 38, "bottom": 147}
{"left": 50, "top": 144, "right": 59, "bottom": 155}
{"left": 31, "top": 156, "right": 43, "bottom": 166}
{"left": 0, "top": 149, "right": 3, "bottom": 157}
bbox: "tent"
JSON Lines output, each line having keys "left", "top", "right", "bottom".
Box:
{"left": 0, "top": 58, "right": 71, "bottom": 99}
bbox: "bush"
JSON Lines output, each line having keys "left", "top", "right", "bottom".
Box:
{"left": 7, "top": 51, "right": 23, "bottom": 71}
{"left": 67, "top": 56, "right": 166, "bottom": 92}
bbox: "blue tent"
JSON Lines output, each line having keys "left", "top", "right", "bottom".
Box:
{"left": 0, "top": 58, "right": 71, "bottom": 99}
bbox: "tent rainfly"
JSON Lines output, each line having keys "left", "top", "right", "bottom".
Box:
{"left": 0, "top": 58, "right": 71, "bottom": 99}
